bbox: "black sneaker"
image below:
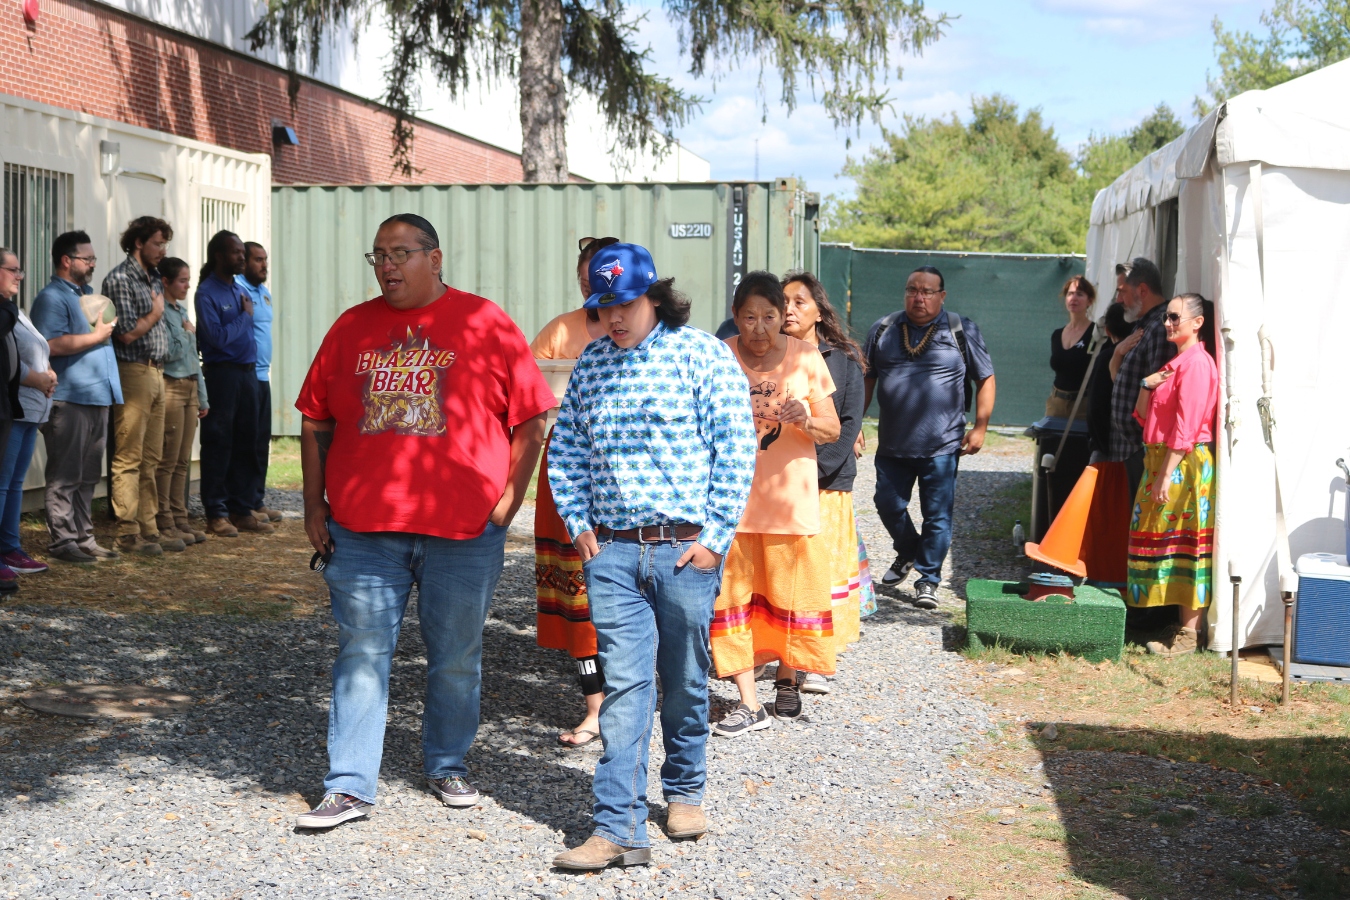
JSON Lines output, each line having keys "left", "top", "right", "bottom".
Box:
{"left": 880, "top": 557, "right": 914, "bottom": 586}
{"left": 713, "top": 702, "right": 770, "bottom": 737}
{"left": 428, "top": 775, "right": 480, "bottom": 808}
{"left": 295, "top": 793, "right": 372, "bottom": 829}
{"left": 773, "top": 678, "right": 803, "bottom": 719}
{"left": 913, "top": 581, "right": 939, "bottom": 609}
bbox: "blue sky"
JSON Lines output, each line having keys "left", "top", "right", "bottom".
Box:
{"left": 635, "top": 0, "right": 1269, "bottom": 197}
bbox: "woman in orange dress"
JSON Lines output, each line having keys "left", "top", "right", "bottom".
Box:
{"left": 533, "top": 236, "right": 619, "bottom": 747}
{"left": 711, "top": 271, "right": 841, "bottom": 736}
{"left": 781, "top": 271, "right": 869, "bottom": 690}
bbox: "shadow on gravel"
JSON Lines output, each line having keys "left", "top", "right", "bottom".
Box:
{"left": 0, "top": 549, "right": 604, "bottom": 841}
{"left": 1026, "top": 724, "right": 1350, "bottom": 899}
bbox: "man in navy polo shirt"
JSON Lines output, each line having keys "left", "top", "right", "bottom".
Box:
{"left": 195, "top": 230, "right": 269, "bottom": 538}
{"left": 863, "top": 266, "right": 996, "bottom": 610}
{"left": 31, "top": 231, "right": 123, "bottom": 563}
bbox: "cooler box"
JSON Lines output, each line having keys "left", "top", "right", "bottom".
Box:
{"left": 1294, "top": 553, "right": 1350, "bottom": 666}
{"left": 965, "top": 579, "right": 1126, "bottom": 662}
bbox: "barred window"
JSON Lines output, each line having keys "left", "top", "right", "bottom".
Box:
{"left": 201, "top": 197, "right": 246, "bottom": 264}
{"left": 2, "top": 163, "right": 74, "bottom": 309}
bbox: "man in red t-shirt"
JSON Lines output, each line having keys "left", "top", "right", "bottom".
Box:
{"left": 292, "top": 214, "right": 554, "bottom": 830}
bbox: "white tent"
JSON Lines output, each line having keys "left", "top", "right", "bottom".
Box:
{"left": 1085, "top": 59, "right": 1350, "bottom": 652}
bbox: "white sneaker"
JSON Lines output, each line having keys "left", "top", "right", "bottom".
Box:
{"left": 800, "top": 672, "right": 831, "bottom": 695}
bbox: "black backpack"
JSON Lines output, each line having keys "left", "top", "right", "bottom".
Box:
{"left": 872, "top": 310, "right": 976, "bottom": 412}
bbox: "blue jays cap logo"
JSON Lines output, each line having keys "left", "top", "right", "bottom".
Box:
{"left": 596, "top": 258, "right": 625, "bottom": 286}
{"left": 584, "top": 242, "right": 659, "bottom": 309}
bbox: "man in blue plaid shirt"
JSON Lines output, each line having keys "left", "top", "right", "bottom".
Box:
{"left": 1108, "top": 257, "right": 1176, "bottom": 492}
{"left": 548, "top": 243, "right": 756, "bottom": 871}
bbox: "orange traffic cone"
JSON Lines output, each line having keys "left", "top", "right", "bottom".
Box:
{"left": 1025, "top": 465, "right": 1099, "bottom": 578}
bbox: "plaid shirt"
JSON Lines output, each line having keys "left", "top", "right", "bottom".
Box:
{"left": 548, "top": 322, "right": 757, "bottom": 556}
{"left": 1107, "top": 303, "right": 1176, "bottom": 461}
{"left": 102, "top": 255, "right": 168, "bottom": 363}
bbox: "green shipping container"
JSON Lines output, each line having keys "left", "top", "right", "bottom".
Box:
{"left": 270, "top": 180, "right": 820, "bottom": 435}
{"left": 821, "top": 244, "right": 1086, "bottom": 428}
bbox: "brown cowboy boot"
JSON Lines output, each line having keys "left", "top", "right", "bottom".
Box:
{"left": 664, "top": 802, "right": 707, "bottom": 839}
{"left": 552, "top": 835, "right": 650, "bottom": 871}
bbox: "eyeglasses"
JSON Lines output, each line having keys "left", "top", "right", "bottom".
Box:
{"left": 1164, "top": 312, "right": 1195, "bottom": 325}
{"left": 67, "top": 255, "right": 97, "bottom": 264}
{"left": 904, "top": 287, "right": 942, "bottom": 299}
{"left": 364, "top": 248, "right": 429, "bottom": 267}
{"left": 0, "top": 266, "right": 24, "bottom": 278}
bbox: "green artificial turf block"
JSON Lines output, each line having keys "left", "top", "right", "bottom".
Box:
{"left": 965, "top": 579, "right": 1126, "bottom": 662}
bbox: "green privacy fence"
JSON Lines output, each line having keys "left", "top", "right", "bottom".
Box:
{"left": 822, "top": 244, "right": 1086, "bottom": 427}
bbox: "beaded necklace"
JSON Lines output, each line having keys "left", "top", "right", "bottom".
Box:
{"left": 901, "top": 319, "right": 940, "bottom": 357}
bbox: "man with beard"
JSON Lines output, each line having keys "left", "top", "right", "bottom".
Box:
{"left": 31, "top": 231, "right": 122, "bottom": 563}
{"left": 1107, "top": 257, "right": 1176, "bottom": 493}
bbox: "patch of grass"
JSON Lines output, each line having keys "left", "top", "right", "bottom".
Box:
{"left": 1297, "top": 858, "right": 1350, "bottom": 900}
{"left": 266, "top": 436, "right": 302, "bottom": 490}
{"left": 974, "top": 473, "right": 1032, "bottom": 543}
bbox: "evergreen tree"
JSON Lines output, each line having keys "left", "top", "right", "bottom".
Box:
{"left": 248, "top": 0, "right": 948, "bottom": 182}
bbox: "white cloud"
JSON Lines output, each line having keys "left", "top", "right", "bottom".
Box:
{"left": 1032, "top": 0, "right": 1259, "bottom": 38}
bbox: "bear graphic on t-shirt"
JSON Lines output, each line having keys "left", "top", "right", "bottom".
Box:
{"left": 748, "top": 380, "right": 783, "bottom": 452}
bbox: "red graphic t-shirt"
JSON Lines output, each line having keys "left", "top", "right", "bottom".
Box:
{"left": 296, "top": 286, "right": 555, "bottom": 540}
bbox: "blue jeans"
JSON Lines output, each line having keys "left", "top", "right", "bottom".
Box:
{"left": 0, "top": 422, "right": 39, "bottom": 554}
{"left": 873, "top": 453, "right": 960, "bottom": 586}
{"left": 321, "top": 518, "right": 508, "bottom": 803}
{"left": 584, "top": 536, "right": 722, "bottom": 848}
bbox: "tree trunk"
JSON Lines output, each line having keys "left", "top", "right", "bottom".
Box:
{"left": 518, "top": 0, "right": 568, "bottom": 182}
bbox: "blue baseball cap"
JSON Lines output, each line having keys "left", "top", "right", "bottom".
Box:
{"left": 584, "top": 243, "right": 659, "bottom": 309}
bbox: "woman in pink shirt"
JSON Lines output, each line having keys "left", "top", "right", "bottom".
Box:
{"left": 1127, "top": 293, "right": 1219, "bottom": 657}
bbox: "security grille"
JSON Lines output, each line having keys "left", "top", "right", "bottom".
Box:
{"left": 2, "top": 163, "right": 74, "bottom": 309}
{"left": 201, "top": 197, "right": 246, "bottom": 264}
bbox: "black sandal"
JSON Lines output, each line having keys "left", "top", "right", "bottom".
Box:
{"left": 773, "top": 677, "right": 802, "bottom": 719}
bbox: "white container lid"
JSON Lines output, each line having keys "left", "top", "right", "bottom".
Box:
{"left": 1296, "top": 552, "right": 1350, "bottom": 580}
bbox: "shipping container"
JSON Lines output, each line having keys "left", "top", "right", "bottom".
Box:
{"left": 270, "top": 179, "right": 819, "bottom": 434}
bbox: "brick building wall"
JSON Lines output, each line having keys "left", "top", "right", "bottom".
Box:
{"left": 2, "top": 0, "right": 525, "bottom": 184}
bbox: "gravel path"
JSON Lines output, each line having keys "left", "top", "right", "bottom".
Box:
{"left": 1, "top": 449, "right": 1033, "bottom": 900}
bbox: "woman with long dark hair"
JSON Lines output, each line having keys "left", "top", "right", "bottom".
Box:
{"left": 780, "top": 270, "right": 875, "bottom": 694}
{"left": 1127, "top": 292, "right": 1219, "bottom": 657}
{"left": 531, "top": 236, "right": 619, "bottom": 748}
{"left": 711, "top": 272, "right": 840, "bottom": 735}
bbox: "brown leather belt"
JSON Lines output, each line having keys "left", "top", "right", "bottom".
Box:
{"left": 598, "top": 524, "right": 702, "bottom": 543}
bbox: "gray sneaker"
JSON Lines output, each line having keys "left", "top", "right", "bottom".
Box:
{"left": 428, "top": 775, "right": 480, "bottom": 807}
{"left": 295, "top": 792, "right": 372, "bottom": 829}
{"left": 913, "top": 581, "right": 939, "bottom": 609}
{"left": 78, "top": 542, "right": 120, "bottom": 560}
{"left": 800, "top": 672, "right": 831, "bottom": 694}
{"left": 881, "top": 557, "right": 914, "bottom": 586}
{"left": 713, "top": 702, "right": 770, "bottom": 736}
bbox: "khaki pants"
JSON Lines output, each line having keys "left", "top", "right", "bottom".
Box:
{"left": 111, "top": 361, "right": 166, "bottom": 537}
{"left": 156, "top": 375, "right": 199, "bottom": 528}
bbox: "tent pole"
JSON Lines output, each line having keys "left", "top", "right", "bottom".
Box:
{"left": 1281, "top": 592, "right": 1293, "bottom": 706}
{"left": 1229, "top": 573, "right": 1241, "bottom": 708}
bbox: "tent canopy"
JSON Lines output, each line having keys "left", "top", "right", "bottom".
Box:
{"left": 1085, "top": 58, "right": 1350, "bottom": 652}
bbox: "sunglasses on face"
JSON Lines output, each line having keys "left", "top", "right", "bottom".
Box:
{"left": 1164, "top": 313, "right": 1194, "bottom": 325}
